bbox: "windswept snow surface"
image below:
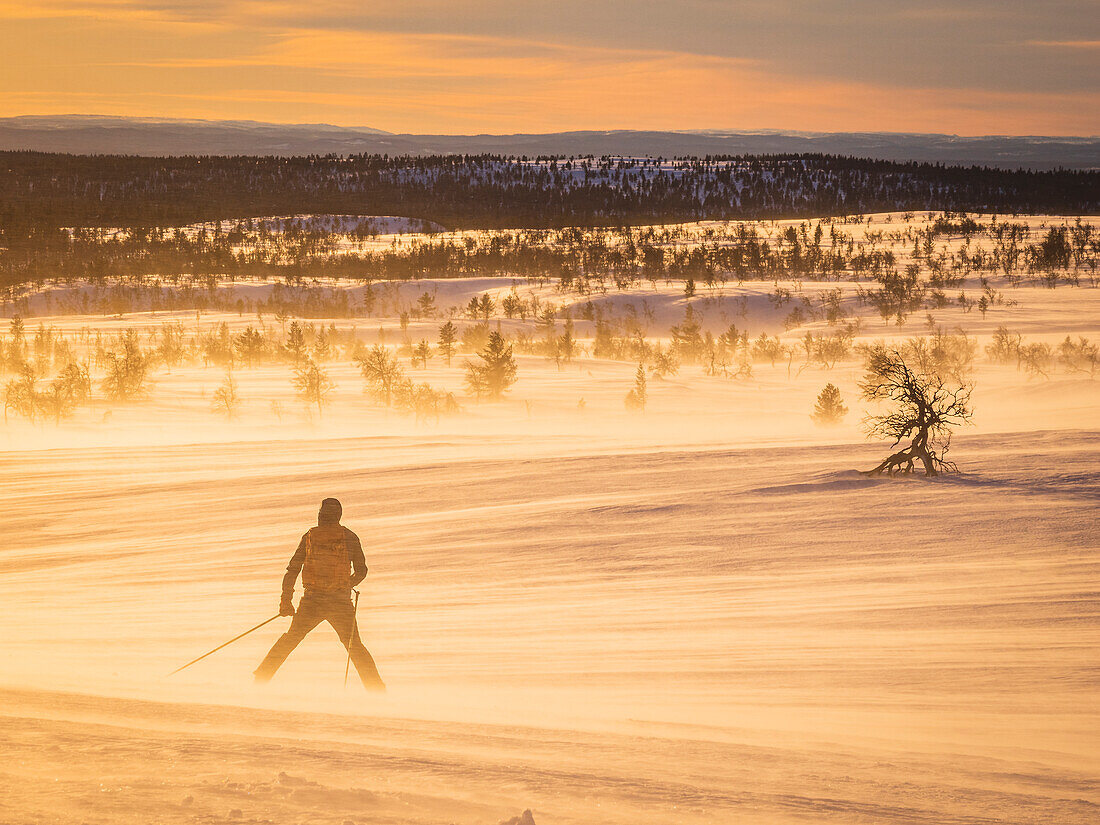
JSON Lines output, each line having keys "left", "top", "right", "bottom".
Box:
{"left": 3, "top": 430, "right": 1099, "bottom": 822}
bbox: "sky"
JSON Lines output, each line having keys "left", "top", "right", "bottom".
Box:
{"left": 1, "top": 1, "right": 1097, "bottom": 135}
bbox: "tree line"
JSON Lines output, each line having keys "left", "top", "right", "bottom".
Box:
{"left": 3, "top": 210, "right": 1096, "bottom": 294}
{"left": 2, "top": 151, "right": 1096, "bottom": 237}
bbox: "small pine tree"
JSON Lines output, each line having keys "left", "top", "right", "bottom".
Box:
{"left": 556, "top": 330, "right": 576, "bottom": 365}
{"left": 234, "top": 326, "right": 264, "bottom": 368}
{"left": 416, "top": 292, "right": 437, "bottom": 318}
{"left": 625, "top": 363, "right": 647, "bottom": 411}
{"left": 477, "top": 294, "right": 494, "bottom": 321}
{"left": 284, "top": 321, "right": 308, "bottom": 365}
{"left": 437, "top": 321, "right": 457, "bottom": 366}
{"left": 412, "top": 340, "right": 433, "bottom": 368}
{"left": 312, "top": 326, "right": 333, "bottom": 361}
{"left": 464, "top": 331, "right": 517, "bottom": 400}
{"left": 649, "top": 348, "right": 679, "bottom": 379}
{"left": 812, "top": 383, "right": 848, "bottom": 426}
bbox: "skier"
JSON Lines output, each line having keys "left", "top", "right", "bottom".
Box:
{"left": 254, "top": 498, "right": 385, "bottom": 690}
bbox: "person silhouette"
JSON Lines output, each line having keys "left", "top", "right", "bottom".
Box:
{"left": 254, "top": 498, "right": 385, "bottom": 690}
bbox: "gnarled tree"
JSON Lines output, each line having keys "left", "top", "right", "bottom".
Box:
{"left": 859, "top": 346, "right": 972, "bottom": 476}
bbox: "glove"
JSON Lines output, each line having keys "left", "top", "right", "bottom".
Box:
{"left": 279, "top": 597, "right": 295, "bottom": 617}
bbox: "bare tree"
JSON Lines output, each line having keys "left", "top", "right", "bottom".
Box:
{"left": 752, "top": 333, "right": 784, "bottom": 366}
{"left": 38, "top": 362, "right": 91, "bottom": 423}
{"left": 155, "top": 321, "right": 187, "bottom": 370}
{"left": 3, "top": 364, "right": 37, "bottom": 422}
{"left": 1020, "top": 342, "right": 1053, "bottom": 379}
{"left": 859, "top": 347, "right": 972, "bottom": 476}
{"left": 293, "top": 359, "right": 335, "bottom": 418}
{"left": 4, "top": 361, "right": 90, "bottom": 423}
{"left": 101, "top": 332, "right": 150, "bottom": 401}
{"left": 211, "top": 371, "right": 242, "bottom": 419}
{"left": 356, "top": 344, "right": 402, "bottom": 406}
{"left": 986, "top": 326, "right": 1022, "bottom": 366}
{"left": 393, "top": 378, "right": 459, "bottom": 423}
{"left": 1057, "top": 336, "right": 1099, "bottom": 376}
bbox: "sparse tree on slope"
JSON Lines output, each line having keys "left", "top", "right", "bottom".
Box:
{"left": 212, "top": 371, "right": 242, "bottom": 419}
{"left": 155, "top": 322, "right": 187, "bottom": 370}
{"left": 811, "top": 383, "right": 848, "bottom": 426}
{"left": 412, "top": 340, "right": 433, "bottom": 369}
{"left": 234, "top": 326, "right": 265, "bottom": 368}
{"left": 39, "top": 362, "right": 91, "bottom": 423}
{"left": 859, "top": 346, "right": 972, "bottom": 476}
{"left": 437, "top": 321, "right": 457, "bottom": 366}
{"left": 465, "top": 331, "right": 517, "bottom": 401}
{"left": 293, "top": 359, "right": 335, "bottom": 418}
{"left": 312, "top": 326, "right": 333, "bottom": 362}
{"left": 649, "top": 347, "right": 679, "bottom": 379}
{"left": 625, "top": 363, "right": 647, "bottom": 412}
{"left": 416, "top": 292, "right": 437, "bottom": 318}
{"left": 4, "top": 361, "right": 91, "bottom": 423}
{"left": 356, "top": 344, "right": 403, "bottom": 406}
{"left": 283, "top": 321, "right": 308, "bottom": 365}
{"left": 554, "top": 330, "right": 576, "bottom": 368}
{"left": 101, "top": 332, "right": 150, "bottom": 401}
{"left": 7, "top": 316, "right": 26, "bottom": 365}
{"left": 3, "top": 364, "right": 37, "bottom": 422}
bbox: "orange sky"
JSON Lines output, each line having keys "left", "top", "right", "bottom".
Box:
{"left": 1, "top": 1, "right": 1097, "bottom": 134}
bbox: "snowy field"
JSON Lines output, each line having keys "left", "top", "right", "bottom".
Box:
{"left": 2, "top": 214, "right": 1099, "bottom": 824}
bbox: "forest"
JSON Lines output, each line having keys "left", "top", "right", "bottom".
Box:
{"left": 2, "top": 151, "right": 1097, "bottom": 235}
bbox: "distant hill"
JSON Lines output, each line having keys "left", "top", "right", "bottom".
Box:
{"left": 2, "top": 153, "right": 1097, "bottom": 237}
{"left": 0, "top": 116, "right": 393, "bottom": 158}
{"left": 0, "top": 116, "right": 1097, "bottom": 170}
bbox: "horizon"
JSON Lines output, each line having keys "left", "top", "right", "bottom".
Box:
{"left": 4, "top": 113, "right": 1100, "bottom": 140}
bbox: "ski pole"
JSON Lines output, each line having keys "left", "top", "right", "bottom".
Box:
{"left": 169, "top": 614, "right": 282, "bottom": 676}
{"left": 344, "top": 589, "right": 360, "bottom": 688}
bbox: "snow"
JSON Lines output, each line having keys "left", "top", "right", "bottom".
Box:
{"left": 1, "top": 213, "right": 1098, "bottom": 824}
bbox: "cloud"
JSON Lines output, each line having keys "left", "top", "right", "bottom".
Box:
{"left": 1027, "top": 40, "right": 1100, "bottom": 49}
{"left": 1, "top": 1, "right": 1097, "bottom": 134}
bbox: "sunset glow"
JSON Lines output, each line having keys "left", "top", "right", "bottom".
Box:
{"left": 2, "top": 0, "right": 1097, "bottom": 134}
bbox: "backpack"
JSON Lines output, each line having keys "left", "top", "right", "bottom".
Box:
{"left": 302, "top": 525, "right": 350, "bottom": 592}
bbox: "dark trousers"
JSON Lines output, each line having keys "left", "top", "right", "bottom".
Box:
{"left": 254, "top": 592, "right": 384, "bottom": 690}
